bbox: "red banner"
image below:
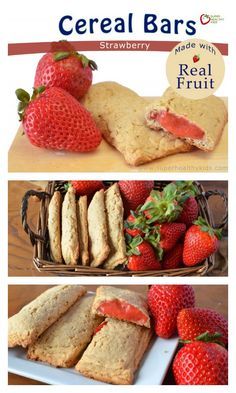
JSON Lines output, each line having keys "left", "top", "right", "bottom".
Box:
{"left": 8, "top": 40, "right": 228, "bottom": 56}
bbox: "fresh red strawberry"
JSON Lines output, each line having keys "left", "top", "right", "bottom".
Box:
{"left": 158, "top": 223, "right": 186, "bottom": 251}
{"left": 70, "top": 180, "right": 103, "bottom": 196}
{"left": 34, "top": 48, "right": 97, "bottom": 99}
{"left": 141, "top": 184, "right": 182, "bottom": 223}
{"left": 118, "top": 181, "right": 154, "bottom": 217}
{"left": 126, "top": 236, "right": 161, "bottom": 271}
{"left": 177, "top": 196, "right": 199, "bottom": 226}
{"left": 147, "top": 285, "right": 195, "bottom": 338}
{"left": 16, "top": 87, "right": 102, "bottom": 152}
{"left": 177, "top": 307, "right": 228, "bottom": 346}
{"left": 146, "top": 223, "right": 186, "bottom": 260}
{"left": 124, "top": 211, "right": 147, "bottom": 237}
{"left": 183, "top": 217, "right": 221, "bottom": 266}
{"left": 173, "top": 341, "right": 228, "bottom": 385}
{"left": 141, "top": 182, "right": 198, "bottom": 223}
{"left": 162, "top": 243, "right": 183, "bottom": 269}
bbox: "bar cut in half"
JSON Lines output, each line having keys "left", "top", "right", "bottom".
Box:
{"left": 145, "top": 87, "right": 227, "bottom": 152}
{"left": 75, "top": 318, "right": 153, "bottom": 384}
{"left": 92, "top": 286, "right": 150, "bottom": 328}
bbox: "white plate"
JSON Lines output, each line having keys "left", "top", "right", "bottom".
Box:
{"left": 8, "top": 335, "right": 178, "bottom": 385}
{"left": 9, "top": 291, "right": 178, "bottom": 385}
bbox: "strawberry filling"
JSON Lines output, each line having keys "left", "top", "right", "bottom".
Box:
{"left": 94, "top": 321, "right": 107, "bottom": 335}
{"left": 98, "top": 299, "right": 148, "bottom": 325}
{"left": 149, "top": 110, "right": 204, "bottom": 139}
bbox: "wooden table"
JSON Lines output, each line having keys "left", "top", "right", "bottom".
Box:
{"left": 8, "top": 181, "right": 228, "bottom": 276}
{"left": 8, "top": 284, "right": 228, "bottom": 385}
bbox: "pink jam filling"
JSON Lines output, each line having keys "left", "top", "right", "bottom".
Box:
{"left": 150, "top": 110, "right": 204, "bottom": 139}
{"left": 98, "top": 299, "right": 147, "bottom": 324}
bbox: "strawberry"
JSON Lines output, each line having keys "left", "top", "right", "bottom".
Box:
{"left": 147, "top": 285, "right": 195, "bottom": 338}
{"left": 118, "top": 181, "right": 154, "bottom": 217}
{"left": 34, "top": 47, "right": 97, "bottom": 99}
{"left": 70, "top": 180, "right": 103, "bottom": 196}
{"left": 177, "top": 307, "right": 228, "bottom": 346}
{"left": 177, "top": 196, "right": 199, "bottom": 226}
{"left": 126, "top": 236, "right": 161, "bottom": 271}
{"left": 141, "top": 187, "right": 181, "bottom": 223}
{"left": 146, "top": 223, "right": 186, "bottom": 261}
{"left": 193, "top": 54, "right": 200, "bottom": 63}
{"left": 173, "top": 341, "right": 228, "bottom": 385}
{"left": 183, "top": 217, "right": 221, "bottom": 266}
{"left": 124, "top": 211, "right": 147, "bottom": 237}
{"left": 141, "top": 182, "right": 198, "bottom": 223}
{"left": 157, "top": 223, "right": 186, "bottom": 251}
{"left": 16, "top": 87, "right": 102, "bottom": 152}
{"left": 162, "top": 243, "right": 183, "bottom": 270}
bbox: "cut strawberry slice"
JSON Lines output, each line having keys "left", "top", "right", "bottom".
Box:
{"left": 98, "top": 299, "right": 149, "bottom": 326}
{"left": 149, "top": 110, "right": 204, "bottom": 139}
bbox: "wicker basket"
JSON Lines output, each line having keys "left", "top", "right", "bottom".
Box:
{"left": 21, "top": 181, "right": 228, "bottom": 276}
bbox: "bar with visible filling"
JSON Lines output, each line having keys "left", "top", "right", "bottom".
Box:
{"left": 92, "top": 286, "right": 150, "bottom": 328}
{"left": 75, "top": 318, "right": 153, "bottom": 384}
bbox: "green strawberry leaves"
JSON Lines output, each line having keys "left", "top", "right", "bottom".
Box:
{"left": 15, "top": 88, "right": 30, "bottom": 103}
{"left": 126, "top": 235, "right": 143, "bottom": 256}
{"left": 124, "top": 210, "right": 148, "bottom": 232}
{"left": 194, "top": 216, "right": 222, "bottom": 240}
{"left": 140, "top": 182, "right": 200, "bottom": 224}
{"left": 16, "top": 86, "right": 46, "bottom": 121}
{"left": 53, "top": 48, "right": 98, "bottom": 70}
{"left": 175, "top": 181, "right": 199, "bottom": 199}
{"left": 53, "top": 51, "right": 71, "bottom": 61}
{"left": 141, "top": 187, "right": 182, "bottom": 224}
{"left": 180, "top": 331, "right": 225, "bottom": 347}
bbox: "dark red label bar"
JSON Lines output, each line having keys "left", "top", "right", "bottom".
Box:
{"left": 8, "top": 40, "right": 228, "bottom": 56}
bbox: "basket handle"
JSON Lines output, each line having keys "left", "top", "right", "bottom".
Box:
{"left": 197, "top": 190, "right": 228, "bottom": 230}
{"left": 21, "top": 190, "right": 50, "bottom": 246}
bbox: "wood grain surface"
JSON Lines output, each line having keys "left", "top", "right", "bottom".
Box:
{"left": 8, "top": 181, "right": 228, "bottom": 277}
{"left": 8, "top": 284, "right": 228, "bottom": 385}
{"left": 8, "top": 98, "right": 228, "bottom": 173}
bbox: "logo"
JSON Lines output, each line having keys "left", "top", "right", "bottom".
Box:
{"left": 200, "top": 14, "right": 224, "bottom": 25}
{"left": 200, "top": 14, "right": 211, "bottom": 25}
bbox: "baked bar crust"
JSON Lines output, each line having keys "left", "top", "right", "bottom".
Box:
{"left": 77, "top": 196, "right": 89, "bottom": 266}
{"left": 8, "top": 285, "right": 86, "bottom": 348}
{"left": 27, "top": 295, "right": 102, "bottom": 367}
{"left": 48, "top": 191, "right": 63, "bottom": 263}
{"left": 82, "top": 82, "right": 192, "bottom": 166}
{"left": 87, "top": 189, "right": 110, "bottom": 267}
{"left": 61, "top": 186, "right": 79, "bottom": 265}
{"left": 91, "top": 286, "right": 150, "bottom": 328}
{"left": 146, "top": 87, "right": 227, "bottom": 151}
{"left": 75, "top": 318, "right": 153, "bottom": 384}
{"left": 103, "top": 183, "right": 127, "bottom": 269}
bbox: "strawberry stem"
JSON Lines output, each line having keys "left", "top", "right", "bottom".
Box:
{"left": 53, "top": 51, "right": 71, "bottom": 61}
{"left": 53, "top": 48, "right": 98, "bottom": 70}
{"left": 180, "top": 331, "right": 225, "bottom": 347}
{"left": 126, "top": 235, "right": 143, "bottom": 256}
{"left": 194, "top": 216, "right": 222, "bottom": 240}
{"left": 16, "top": 86, "right": 46, "bottom": 121}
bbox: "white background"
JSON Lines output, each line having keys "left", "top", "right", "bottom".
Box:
{"left": 0, "top": 0, "right": 235, "bottom": 392}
